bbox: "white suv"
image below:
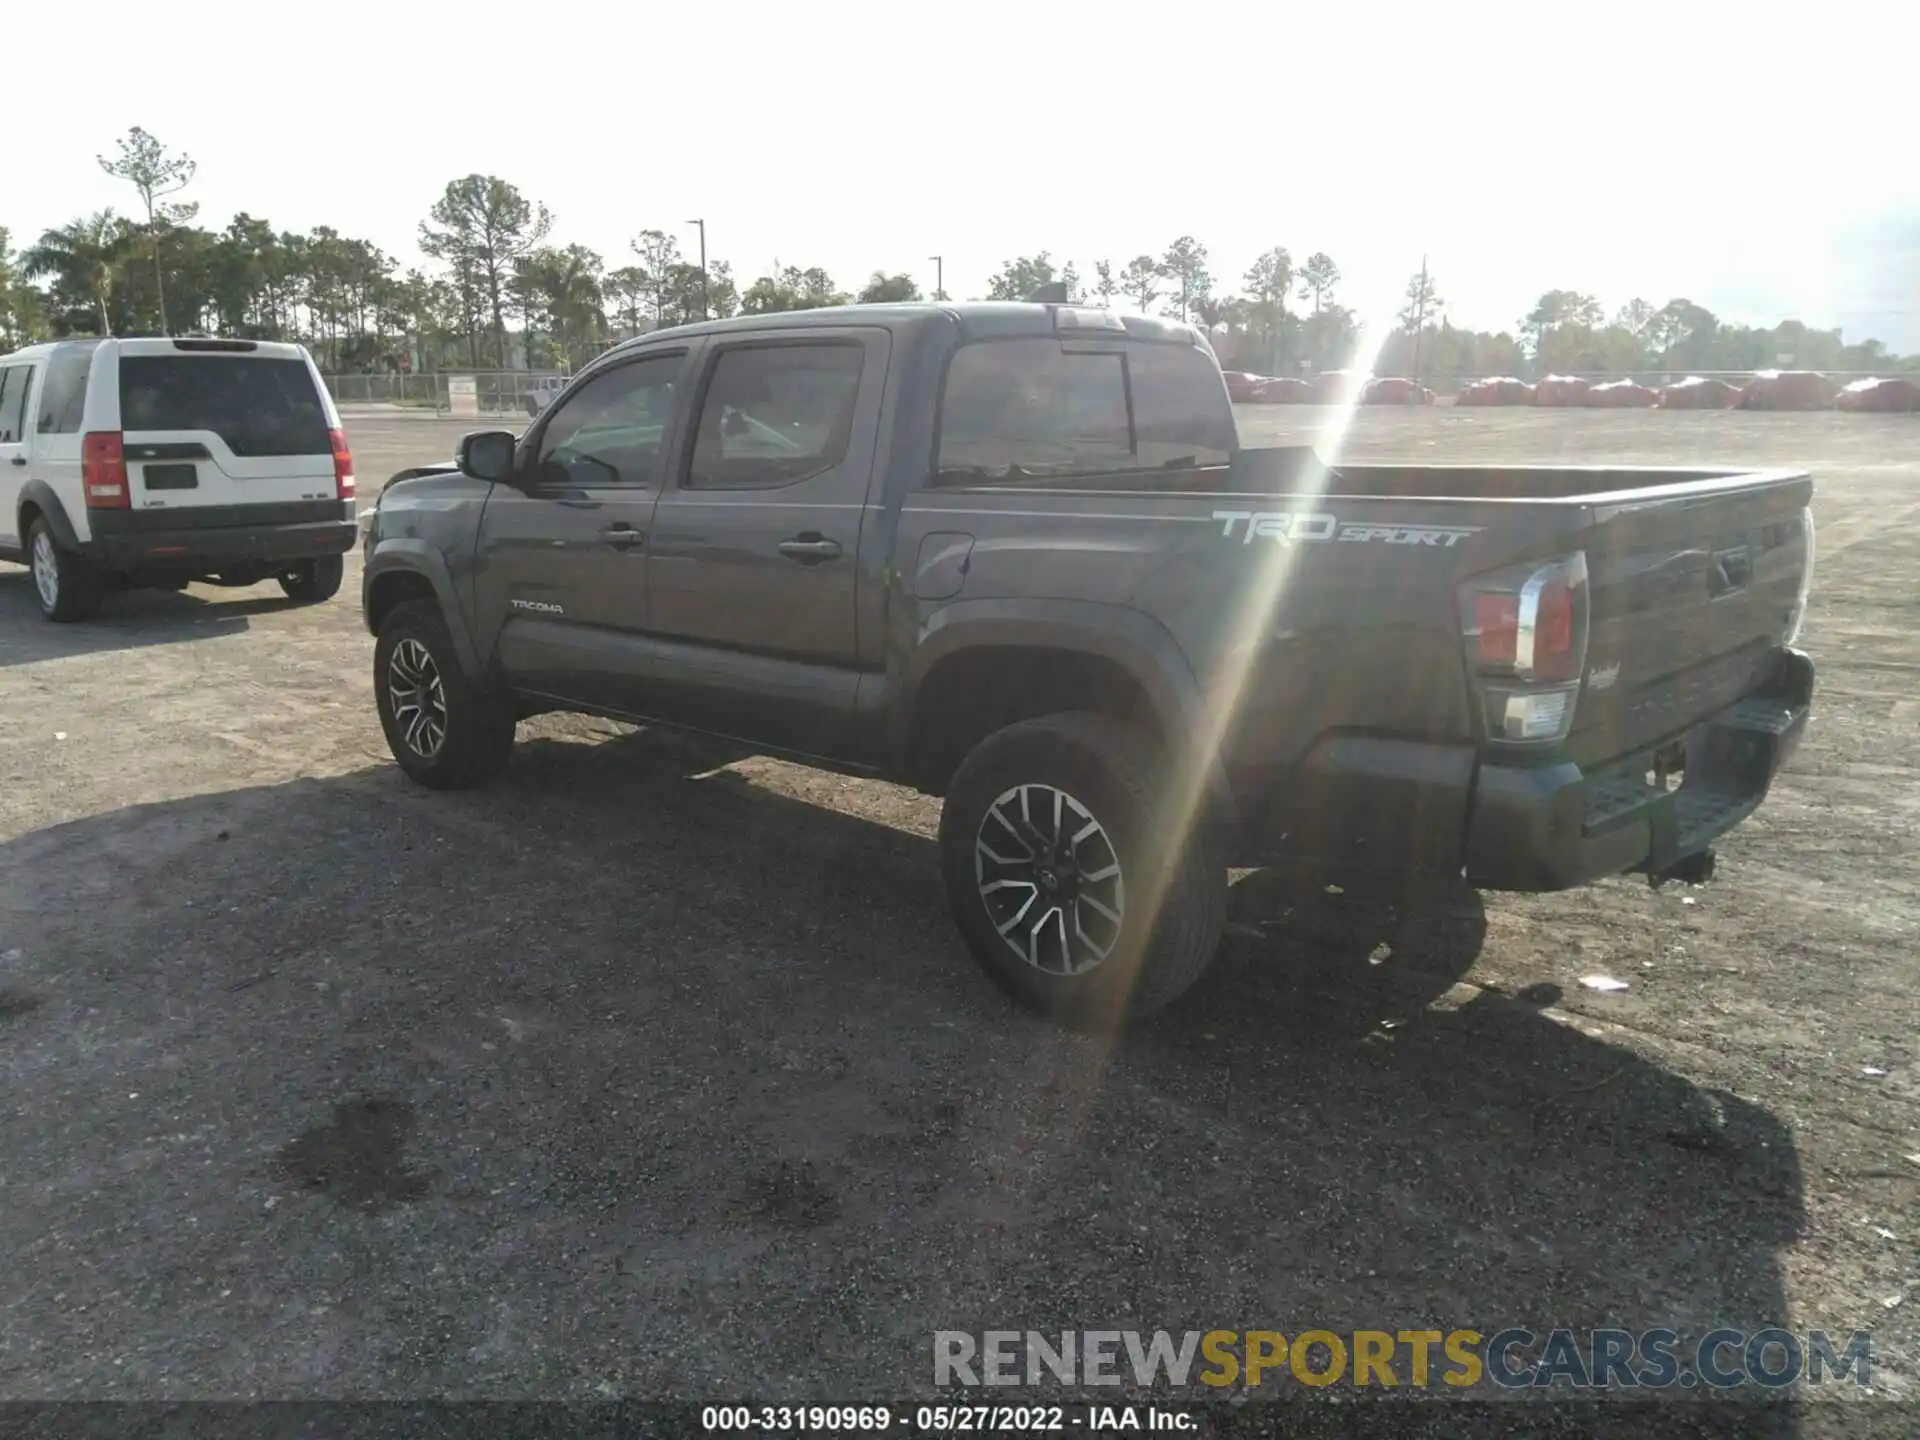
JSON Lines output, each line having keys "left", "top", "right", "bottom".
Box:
{"left": 522, "top": 373, "right": 567, "bottom": 417}
{"left": 0, "top": 336, "right": 358, "bottom": 621}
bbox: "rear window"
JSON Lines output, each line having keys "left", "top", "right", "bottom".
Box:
{"left": 37, "top": 344, "right": 99, "bottom": 435}
{"left": 0, "top": 366, "right": 29, "bottom": 443}
{"left": 118, "top": 356, "right": 330, "bottom": 457}
{"left": 936, "top": 337, "right": 1235, "bottom": 482}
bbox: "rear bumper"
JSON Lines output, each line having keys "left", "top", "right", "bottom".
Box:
{"left": 1237, "top": 648, "right": 1815, "bottom": 891}
{"left": 1464, "top": 648, "right": 1815, "bottom": 890}
{"left": 80, "top": 501, "right": 357, "bottom": 574}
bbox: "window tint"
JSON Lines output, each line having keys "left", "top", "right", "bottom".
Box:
{"left": 119, "top": 356, "right": 331, "bottom": 456}
{"left": 0, "top": 368, "right": 22, "bottom": 443}
{"left": 532, "top": 353, "right": 684, "bottom": 489}
{"left": 38, "top": 344, "right": 98, "bottom": 436}
{"left": 937, "top": 337, "right": 1235, "bottom": 481}
{"left": 687, "top": 343, "right": 865, "bottom": 490}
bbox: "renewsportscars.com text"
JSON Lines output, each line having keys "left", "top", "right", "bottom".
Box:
{"left": 933, "top": 1328, "right": 1873, "bottom": 1390}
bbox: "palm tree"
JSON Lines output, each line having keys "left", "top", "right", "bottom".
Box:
{"left": 23, "top": 212, "right": 128, "bottom": 335}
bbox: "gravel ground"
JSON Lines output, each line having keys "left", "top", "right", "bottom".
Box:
{"left": 0, "top": 406, "right": 1914, "bottom": 1434}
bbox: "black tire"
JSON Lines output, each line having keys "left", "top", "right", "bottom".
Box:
{"left": 26, "top": 518, "right": 105, "bottom": 622}
{"left": 278, "top": 555, "right": 345, "bottom": 604}
{"left": 373, "top": 600, "right": 517, "bottom": 789}
{"left": 938, "top": 711, "right": 1227, "bottom": 1029}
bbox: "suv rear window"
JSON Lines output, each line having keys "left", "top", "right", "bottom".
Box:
{"left": 118, "top": 356, "right": 330, "bottom": 457}
{"left": 937, "top": 337, "right": 1235, "bottom": 482}
{"left": 37, "top": 343, "right": 99, "bottom": 435}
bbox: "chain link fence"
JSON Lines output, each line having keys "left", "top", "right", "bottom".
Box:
{"left": 321, "top": 371, "right": 571, "bottom": 418}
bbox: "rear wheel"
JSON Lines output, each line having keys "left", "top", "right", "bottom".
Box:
{"left": 938, "top": 712, "right": 1227, "bottom": 1029}
{"left": 373, "top": 600, "right": 517, "bottom": 789}
{"left": 278, "top": 555, "right": 344, "bottom": 603}
{"left": 27, "top": 520, "right": 105, "bottom": 623}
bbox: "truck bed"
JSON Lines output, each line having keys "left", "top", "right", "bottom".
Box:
{"left": 908, "top": 447, "right": 1814, "bottom": 882}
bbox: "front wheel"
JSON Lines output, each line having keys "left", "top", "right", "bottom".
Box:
{"left": 373, "top": 600, "right": 517, "bottom": 789}
{"left": 278, "top": 555, "right": 344, "bottom": 603}
{"left": 938, "top": 712, "right": 1227, "bottom": 1029}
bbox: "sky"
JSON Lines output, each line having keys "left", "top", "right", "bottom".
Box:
{"left": 14, "top": 0, "right": 1919, "bottom": 350}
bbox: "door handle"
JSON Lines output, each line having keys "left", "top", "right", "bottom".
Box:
{"left": 7, "top": 456, "right": 23, "bottom": 467}
{"left": 600, "top": 524, "right": 645, "bottom": 550}
{"left": 777, "top": 534, "right": 842, "bottom": 564}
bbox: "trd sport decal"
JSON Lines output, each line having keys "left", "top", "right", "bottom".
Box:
{"left": 1213, "top": 510, "right": 1483, "bottom": 548}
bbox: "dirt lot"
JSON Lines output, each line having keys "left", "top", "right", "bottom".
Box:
{"left": 0, "top": 407, "right": 1914, "bottom": 1428}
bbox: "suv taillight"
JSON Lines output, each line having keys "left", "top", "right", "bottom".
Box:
{"left": 82, "top": 431, "right": 130, "bottom": 509}
{"left": 1459, "top": 552, "right": 1590, "bottom": 743}
{"left": 330, "top": 428, "right": 356, "bottom": 501}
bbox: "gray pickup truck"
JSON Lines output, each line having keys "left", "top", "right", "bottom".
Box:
{"left": 360, "top": 301, "right": 1816, "bottom": 1025}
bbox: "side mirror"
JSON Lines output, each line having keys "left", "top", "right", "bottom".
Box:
{"left": 457, "top": 430, "right": 517, "bottom": 483}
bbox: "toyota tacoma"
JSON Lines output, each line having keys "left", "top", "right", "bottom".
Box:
{"left": 359, "top": 301, "right": 1816, "bottom": 1025}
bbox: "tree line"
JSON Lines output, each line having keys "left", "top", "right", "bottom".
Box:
{"left": 2, "top": 128, "right": 1912, "bottom": 384}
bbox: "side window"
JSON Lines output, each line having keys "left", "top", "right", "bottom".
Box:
{"left": 37, "top": 346, "right": 98, "bottom": 435}
{"left": 686, "top": 342, "right": 865, "bottom": 491}
{"left": 530, "top": 353, "right": 684, "bottom": 489}
{"left": 936, "top": 337, "right": 1234, "bottom": 481}
{"left": 0, "top": 368, "right": 19, "bottom": 443}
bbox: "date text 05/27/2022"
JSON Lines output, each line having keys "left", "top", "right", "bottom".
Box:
{"left": 699, "top": 1404, "right": 1193, "bottom": 1432}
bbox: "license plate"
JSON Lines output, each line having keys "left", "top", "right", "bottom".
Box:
{"left": 145, "top": 463, "right": 198, "bottom": 490}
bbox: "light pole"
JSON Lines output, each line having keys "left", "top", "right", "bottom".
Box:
{"left": 928, "top": 255, "right": 944, "bottom": 302}
{"left": 687, "top": 218, "right": 708, "bottom": 319}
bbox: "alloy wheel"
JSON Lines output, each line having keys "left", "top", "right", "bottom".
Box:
{"left": 387, "top": 638, "right": 450, "bottom": 759}
{"left": 30, "top": 532, "right": 59, "bottom": 612}
{"left": 974, "top": 783, "right": 1127, "bottom": 974}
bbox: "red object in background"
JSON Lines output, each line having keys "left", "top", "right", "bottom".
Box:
{"left": 1658, "top": 376, "right": 1742, "bottom": 409}
{"left": 1456, "top": 378, "right": 1535, "bottom": 406}
{"left": 1584, "top": 380, "right": 1659, "bottom": 408}
{"left": 1222, "top": 371, "right": 1266, "bottom": 402}
{"left": 1835, "top": 377, "right": 1920, "bottom": 413}
{"left": 1737, "top": 370, "right": 1839, "bottom": 411}
{"left": 1311, "top": 369, "right": 1372, "bottom": 404}
{"left": 1532, "top": 375, "right": 1592, "bottom": 407}
{"left": 1361, "top": 376, "right": 1429, "bottom": 405}
{"left": 1250, "top": 377, "right": 1315, "bottom": 404}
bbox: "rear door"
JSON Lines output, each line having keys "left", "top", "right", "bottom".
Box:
{"left": 0, "top": 362, "right": 35, "bottom": 550}
{"left": 641, "top": 326, "right": 889, "bottom": 759}
{"left": 109, "top": 341, "right": 339, "bottom": 513}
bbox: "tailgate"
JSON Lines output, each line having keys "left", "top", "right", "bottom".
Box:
{"left": 1568, "top": 473, "right": 1812, "bottom": 765}
{"left": 120, "top": 354, "right": 337, "bottom": 512}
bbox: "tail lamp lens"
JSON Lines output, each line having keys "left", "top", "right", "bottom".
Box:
{"left": 82, "top": 431, "right": 130, "bottom": 508}
{"left": 1460, "top": 551, "right": 1591, "bottom": 743}
{"left": 329, "top": 428, "right": 356, "bottom": 501}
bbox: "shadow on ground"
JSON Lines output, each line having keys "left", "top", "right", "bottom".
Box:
{"left": 0, "top": 569, "right": 304, "bottom": 665}
{"left": 0, "top": 724, "right": 1809, "bottom": 1430}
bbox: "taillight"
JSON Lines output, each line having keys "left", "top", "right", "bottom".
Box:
{"left": 81, "top": 431, "right": 130, "bottom": 509}
{"left": 330, "top": 428, "right": 356, "bottom": 501}
{"left": 1785, "top": 508, "right": 1815, "bottom": 646}
{"left": 1459, "top": 552, "right": 1590, "bottom": 743}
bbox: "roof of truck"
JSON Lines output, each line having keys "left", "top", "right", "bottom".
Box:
{"left": 614, "top": 302, "right": 1206, "bottom": 354}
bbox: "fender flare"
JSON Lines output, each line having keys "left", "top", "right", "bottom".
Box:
{"left": 896, "top": 597, "right": 1240, "bottom": 830}
{"left": 362, "top": 540, "right": 485, "bottom": 681}
{"left": 16, "top": 481, "right": 81, "bottom": 551}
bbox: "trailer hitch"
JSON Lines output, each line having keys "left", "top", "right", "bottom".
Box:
{"left": 1647, "top": 847, "right": 1717, "bottom": 890}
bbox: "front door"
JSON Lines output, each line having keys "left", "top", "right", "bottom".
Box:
{"left": 643, "top": 327, "right": 889, "bottom": 759}
{"left": 472, "top": 346, "right": 694, "bottom": 712}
